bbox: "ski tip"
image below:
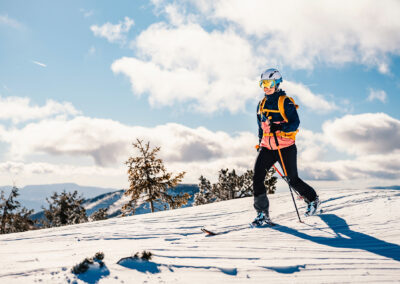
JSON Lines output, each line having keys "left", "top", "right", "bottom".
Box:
{"left": 201, "top": 228, "right": 217, "bottom": 236}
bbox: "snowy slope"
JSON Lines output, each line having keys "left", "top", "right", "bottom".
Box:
{"left": 1, "top": 188, "right": 399, "bottom": 283}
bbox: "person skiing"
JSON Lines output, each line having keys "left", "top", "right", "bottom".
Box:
{"left": 252, "top": 68, "right": 320, "bottom": 227}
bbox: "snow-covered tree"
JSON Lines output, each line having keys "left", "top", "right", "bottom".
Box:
{"left": 265, "top": 167, "right": 278, "bottom": 194}
{"left": 194, "top": 167, "right": 277, "bottom": 205}
{"left": 216, "top": 169, "right": 236, "bottom": 201}
{"left": 235, "top": 170, "right": 254, "bottom": 198}
{"left": 89, "top": 208, "right": 108, "bottom": 221}
{"left": 194, "top": 175, "right": 214, "bottom": 205}
{"left": 43, "top": 190, "right": 87, "bottom": 227}
{"left": 123, "top": 139, "right": 189, "bottom": 215}
{"left": 0, "top": 186, "right": 35, "bottom": 234}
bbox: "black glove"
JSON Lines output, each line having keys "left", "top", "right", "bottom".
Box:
{"left": 269, "top": 123, "right": 282, "bottom": 133}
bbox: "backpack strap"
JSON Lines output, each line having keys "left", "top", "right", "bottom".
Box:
{"left": 278, "top": 95, "right": 299, "bottom": 122}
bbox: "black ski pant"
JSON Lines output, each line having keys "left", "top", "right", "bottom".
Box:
{"left": 253, "top": 144, "right": 317, "bottom": 213}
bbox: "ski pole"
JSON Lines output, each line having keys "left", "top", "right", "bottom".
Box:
{"left": 270, "top": 122, "right": 303, "bottom": 223}
{"left": 272, "top": 165, "right": 301, "bottom": 198}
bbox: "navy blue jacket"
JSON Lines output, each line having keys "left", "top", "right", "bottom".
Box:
{"left": 256, "top": 90, "right": 300, "bottom": 143}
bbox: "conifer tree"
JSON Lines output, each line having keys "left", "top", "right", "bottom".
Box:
{"left": 265, "top": 167, "right": 278, "bottom": 194}
{"left": 89, "top": 208, "right": 108, "bottom": 221}
{"left": 194, "top": 175, "right": 214, "bottom": 205}
{"left": 123, "top": 139, "right": 188, "bottom": 215}
{"left": 236, "top": 170, "right": 254, "bottom": 198}
{"left": 43, "top": 190, "right": 87, "bottom": 227}
{"left": 0, "top": 186, "right": 35, "bottom": 234}
{"left": 194, "top": 167, "right": 277, "bottom": 205}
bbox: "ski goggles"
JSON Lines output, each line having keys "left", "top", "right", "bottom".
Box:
{"left": 259, "top": 79, "right": 277, "bottom": 89}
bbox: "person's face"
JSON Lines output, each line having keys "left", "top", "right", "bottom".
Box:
{"left": 264, "top": 86, "right": 276, "bottom": 95}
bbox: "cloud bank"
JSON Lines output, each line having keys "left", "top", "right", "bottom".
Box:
{"left": 1, "top": 96, "right": 399, "bottom": 185}
{"left": 0, "top": 96, "right": 80, "bottom": 124}
{"left": 153, "top": 0, "right": 400, "bottom": 72}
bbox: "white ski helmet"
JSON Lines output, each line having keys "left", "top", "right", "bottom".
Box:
{"left": 259, "top": 68, "right": 283, "bottom": 88}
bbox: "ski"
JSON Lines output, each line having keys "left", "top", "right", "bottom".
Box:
{"left": 201, "top": 224, "right": 250, "bottom": 236}
{"left": 201, "top": 228, "right": 218, "bottom": 236}
{"left": 249, "top": 221, "right": 277, "bottom": 228}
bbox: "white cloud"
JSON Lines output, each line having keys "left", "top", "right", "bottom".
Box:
{"left": 32, "top": 60, "right": 47, "bottom": 68}
{"left": 2, "top": 97, "right": 399, "bottom": 185}
{"left": 0, "top": 114, "right": 257, "bottom": 172}
{"left": 0, "top": 14, "right": 23, "bottom": 29}
{"left": 0, "top": 97, "right": 257, "bottom": 184}
{"left": 0, "top": 96, "right": 80, "bottom": 124}
{"left": 289, "top": 113, "right": 400, "bottom": 181}
{"left": 367, "top": 88, "right": 387, "bottom": 103}
{"left": 151, "top": 0, "right": 400, "bottom": 73}
{"left": 112, "top": 22, "right": 336, "bottom": 114}
{"left": 90, "top": 17, "right": 134, "bottom": 43}
{"left": 4, "top": 109, "right": 400, "bottom": 184}
{"left": 0, "top": 161, "right": 125, "bottom": 188}
{"left": 111, "top": 1, "right": 344, "bottom": 113}
{"left": 284, "top": 81, "right": 337, "bottom": 112}
{"left": 301, "top": 150, "right": 400, "bottom": 181}
{"left": 112, "top": 23, "right": 260, "bottom": 113}
{"left": 323, "top": 113, "right": 400, "bottom": 156}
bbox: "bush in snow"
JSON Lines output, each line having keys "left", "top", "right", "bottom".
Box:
{"left": 194, "top": 168, "right": 277, "bottom": 205}
{"left": 89, "top": 208, "right": 108, "bottom": 221}
{"left": 42, "top": 190, "right": 87, "bottom": 227}
{"left": 71, "top": 252, "right": 105, "bottom": 274}
{"left": 0, "top": 186, "right": 35, "bottom": 234}
{"left": 123, "top": 139, "right": 189, "bottom": 215}
{"left": 133, "top": 250, "right": 152, "bottom": 261}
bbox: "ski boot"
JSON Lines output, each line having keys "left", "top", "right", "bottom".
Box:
{"left": 305, "top": 196, "right": 321, "bottom": 217}
{"left": 250, "top": 212, "right": 276, "bottom": 227}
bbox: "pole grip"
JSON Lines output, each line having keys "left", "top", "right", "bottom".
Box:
{"left": 268, "top": 116, "right": 280, "bottom": 147}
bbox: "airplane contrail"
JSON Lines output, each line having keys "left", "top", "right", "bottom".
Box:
{"left": 32, "top": 60, "right": 47, "bottom": 67}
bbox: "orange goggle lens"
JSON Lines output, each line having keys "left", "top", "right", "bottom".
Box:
{"left": 259, "top": 79, "right": 276, "bottom": 89}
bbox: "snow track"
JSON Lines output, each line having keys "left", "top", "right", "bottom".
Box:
{"left": 0, "top": 189, "right": 399, "bottom": 283}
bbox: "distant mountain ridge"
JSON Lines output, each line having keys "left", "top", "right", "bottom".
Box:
{"left": 28, "top": 184, "right": 199, "bottom": 222}
{"left": 369, "top": 185, "right": 400, "bottom": 190}
{"left": 82, "top": 184, "right": 199, "bottom": 218}
{"left": 0, "top": 183, "right": 121, "bottom": 212}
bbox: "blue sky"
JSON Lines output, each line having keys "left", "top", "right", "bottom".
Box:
{"left": 1, "top": 0, "right": 400, "bottom": 189}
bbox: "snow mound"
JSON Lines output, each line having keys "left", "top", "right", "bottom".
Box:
{"left": 0, "top": 188, "right": 399, "bottom": 283}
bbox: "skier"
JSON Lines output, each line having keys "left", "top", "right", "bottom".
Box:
{"left": 252, "top": 68, "right": 320, "bottom": 227}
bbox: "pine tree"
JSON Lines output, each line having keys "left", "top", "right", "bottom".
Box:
{"left": 89, "top": 208, "right": 108, "bottom": 221}
{"left": 236, "top": 170, "right": 254, "bottom": 198}
{"left": 43, "top": 190, "right": 87, "bottom": 227}
{"left": 194, "top": 167, "right": 277, "bottom": 205}
{"left": 265, "top": 167, "right": 278, "bottom": 194}
{"left": 194, "top": 175, "right": 214, "bottom": 205}
{"left": 0, "top": 186, "right": 35, "bottom": 234}
{"left": 123, "top": 139, "right": 189, "bottom": 215}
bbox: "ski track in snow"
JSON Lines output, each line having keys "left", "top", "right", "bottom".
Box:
{"left": 0, "top": 189, "right": 399, "bottom": 283}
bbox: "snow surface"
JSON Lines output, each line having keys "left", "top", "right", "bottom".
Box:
{"left": 1, "top": 188, "right": 399, "bottom": 283}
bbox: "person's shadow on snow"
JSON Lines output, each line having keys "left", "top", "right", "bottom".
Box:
{"left": 272, "top": 214, "right": 400, "bottom": 262}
